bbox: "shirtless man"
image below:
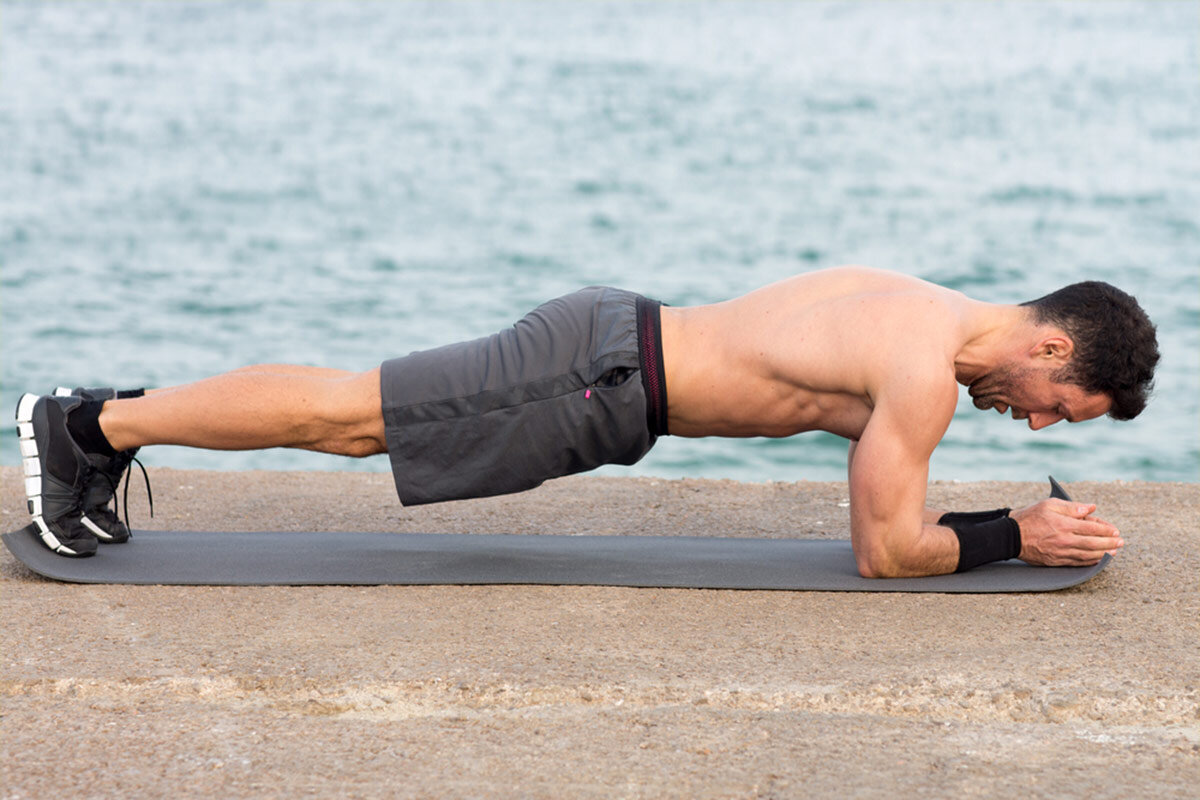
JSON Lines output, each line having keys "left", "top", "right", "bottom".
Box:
{"left": 16, "top": 267, "right": 1159, "bottom": 577}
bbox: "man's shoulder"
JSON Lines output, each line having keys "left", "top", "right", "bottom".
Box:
{"left": 858, "top": 294, "right": 962, "bottom": 413}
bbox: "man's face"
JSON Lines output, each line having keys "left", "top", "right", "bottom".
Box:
{"left": 968, "top": 365, "right": 1112, "bottom": 430}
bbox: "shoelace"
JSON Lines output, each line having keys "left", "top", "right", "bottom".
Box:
{"left": 122, "top": 455, "right": 154, "bottom": 531}
{"left": 96, "top": 455, "right": 154, "bottom": 533}
{"left": 63, "top": 461, "right": 98, "bottom": 521}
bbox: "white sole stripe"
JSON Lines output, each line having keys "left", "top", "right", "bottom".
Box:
{"left": 80, "top": 515, "right": 111, "bottom": 541}
{"left": 31, "top": 516, "right": 68, "bottom": 553}
{"left": 15, "top": 395, "right": 42, "bottom": 513}
{"left": 16, "top": 393, "right": 38, "bottom": 423}
{"left": 17, "top": 393, "right": 93, "bottom": 556}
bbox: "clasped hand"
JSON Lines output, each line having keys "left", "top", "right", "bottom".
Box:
{"left": 1011, "top": 498, "right": 1123, "bottom": 566}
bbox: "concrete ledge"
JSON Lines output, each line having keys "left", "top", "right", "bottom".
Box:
{"left": 2, "top": 467, "right": 1197, "bottom": 797}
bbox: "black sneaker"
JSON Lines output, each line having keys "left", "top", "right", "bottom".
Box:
{"left": 15, "top": 393, "right": 98, "bottom": 557}
{"left": 53, "top": 386, "right": 143, "bottom": 544}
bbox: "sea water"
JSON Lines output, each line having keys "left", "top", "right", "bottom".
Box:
{"left": 2, "top": 1, "right": 1197, "bottom": 484}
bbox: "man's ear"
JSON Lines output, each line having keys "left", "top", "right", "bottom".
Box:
{"left": 1031, "top": 335, "right": 1074, "bottom": 364}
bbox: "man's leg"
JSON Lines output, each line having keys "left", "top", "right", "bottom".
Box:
{"left": 18, "top": 363, "right": 386, "bottom": 557}
{"left": 98, "top": 364, "right": 387, "bottom": 457}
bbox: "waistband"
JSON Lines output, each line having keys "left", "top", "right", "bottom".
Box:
{"left": 635, "top": 296, "right": 669, "bottom": 437}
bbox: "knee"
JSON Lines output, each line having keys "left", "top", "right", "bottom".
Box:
{"left": 312, "top": 376, "right": 385, "bottom": 457}
{"left": 341, "top": 437, "right": 387, "bottom": 459}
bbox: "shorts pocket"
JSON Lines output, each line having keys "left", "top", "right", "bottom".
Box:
{"left": 589, "top": 365, "right": 638, "bottom": 389}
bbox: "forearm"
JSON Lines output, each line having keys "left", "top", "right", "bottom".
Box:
{"left": 890, "top": 522, "right": 962, "bottom": 577}
{"left": 853, "top": 515, "right": 961, "bottom": 578}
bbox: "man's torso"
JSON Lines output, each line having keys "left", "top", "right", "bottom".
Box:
{"left": 660, "top": 267, "right": 972, "bottom": 440}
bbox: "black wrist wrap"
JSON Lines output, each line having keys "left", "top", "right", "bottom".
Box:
{"left": 938, "top": 507, "right": 1012, "bottom": 526}
{"left": 938, "top": 509, "right": 1021, "bottom": 573}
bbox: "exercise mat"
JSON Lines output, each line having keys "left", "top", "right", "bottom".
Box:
{"left": 2, "top": 477, "right": 1110, "bottom": 592}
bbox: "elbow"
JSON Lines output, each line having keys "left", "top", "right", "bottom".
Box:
{"left": 856, "top": 560, "right": 882, "bottom": 579}
{"left": 854, "top": 546, "right": 904, "bottom": 579}
{"left": 854, "top": 537, "right": 937, "bottom": 579}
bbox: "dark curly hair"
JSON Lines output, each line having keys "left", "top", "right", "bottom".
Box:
{"left": 1020, "top": 282, "right": 1159, "bottom": 420}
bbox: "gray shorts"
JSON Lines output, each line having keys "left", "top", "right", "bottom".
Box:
{"left": 380, "top": 287, "right": 665, "bottom": 505}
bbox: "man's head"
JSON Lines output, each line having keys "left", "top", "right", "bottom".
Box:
{"left": 1018, "top": 281, "right": 1159, "bottom": 421}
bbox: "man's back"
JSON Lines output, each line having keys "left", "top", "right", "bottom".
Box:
{"left": 661, "top": 266, "right": 969, "bottom": 440}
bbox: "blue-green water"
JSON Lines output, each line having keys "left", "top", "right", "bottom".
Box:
{"left": 2, "top": 1, "right": 1197, "bottom": 484}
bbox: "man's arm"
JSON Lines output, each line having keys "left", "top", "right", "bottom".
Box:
{"left": 847, "top": 364, "right": 960, "bottom": 578}
{"left": 846, "top": 380, "right": 1124, "bottom": 576}
{"left": 848, "top": 440, "right": 946, "bottom": 523}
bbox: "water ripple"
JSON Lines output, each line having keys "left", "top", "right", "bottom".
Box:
{"left": 1, "top": 0, "right": 1195, "bottom": 481}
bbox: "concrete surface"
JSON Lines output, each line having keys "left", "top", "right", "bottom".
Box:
{"left": 1, "top": 467, "right": 1196, "bottom": 798}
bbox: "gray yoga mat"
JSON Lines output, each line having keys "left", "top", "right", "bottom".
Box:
{"left": 2, "top": 478, "right": 1110, "bottom": 592}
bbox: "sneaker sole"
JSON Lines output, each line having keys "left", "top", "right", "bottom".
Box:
{"left": 15, "top": 393, "right": 93, "bottom": 557}
{"left": 52, "top": 386, "right": 121, "bottom": 542}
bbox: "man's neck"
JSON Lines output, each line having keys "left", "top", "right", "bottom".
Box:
{"left": 953, "top": 304, "right": 1030, "bottom": 385}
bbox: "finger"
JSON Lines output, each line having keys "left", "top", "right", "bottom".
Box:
{"left": 1056, "top": 515, "right": 1120, "bottom": 537}
{"left": 1054, "top": 546, "right": 1114, "bottom": 565}
{"left": 1069, "top": 553, "right": 1107, "bottom": 566}
{"left": 1069, "top": 503, "right": 1098, "bottom": 519}
{"left": 1065, "top": 534, "right": 1125, "bottom": 554}
{"left": 1045, "top": 552, "right": 1105, "bottom": 567}
{"left": 1074, "top": 518, "right": 1121, "bottom": 537}
{"left": 1046, "top": 500, "right": 1097, "bottom": 519}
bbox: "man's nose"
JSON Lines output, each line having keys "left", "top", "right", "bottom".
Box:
{"left": 1028, "top": 413, "right": 1061, "bottom": 430}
